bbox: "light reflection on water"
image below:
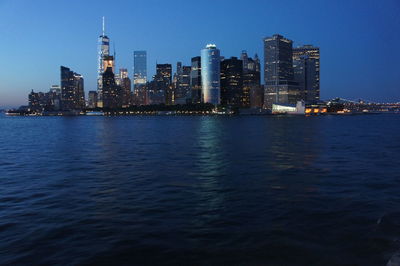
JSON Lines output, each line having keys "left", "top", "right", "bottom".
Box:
{"left": 0, "top": 114, "right": 399, "bottom": 265}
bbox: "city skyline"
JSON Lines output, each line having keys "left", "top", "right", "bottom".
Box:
{"left": 1, "top": 0, "right": 400, "bottom": 107}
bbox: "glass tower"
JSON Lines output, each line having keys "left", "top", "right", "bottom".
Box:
{"left": 201, "top": 44, "right": 220, "bottom": 105}
{"left": 97, "top": 17, "right": 110, "bottom": 93}
{"left": 133, "top": 51, "right": 147, "bottom": 87}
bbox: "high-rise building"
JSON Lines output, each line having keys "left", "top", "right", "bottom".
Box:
{"left": 241, "top": 51, "right": 262, "bottom": 108}
{"left": 173, "top": 62, "right": 191, "bottom": 104}
{"left": 102, "top": 67, "right": 122, "bottom": 109}
{"left": 88, "top": 91, "right": 98, "bottom": 108}
{"left": 201, "top": 44, "right": 221, "bottom": 105}
{"left": 154, "top": 64, "right": 172, "bottom": 105}
{"left": 133, "top": 51, "right": 147, "bottom": 87}
{"left": 60, "top": 66, "right": 85, "bottom": 111}
{"left": 190, "top": 56, "right": 202, "bottom": 103}
{"left": 97, "top": 17, "right": 110, "bottom": 98}
{"left": 117, "top": 68, "right": 131, "bottom": 107}
{"left": 293, "top": 45, "right": 320, "bottom": 103}
{"left": 263, "top": 34, "right": 300, "bottom": 109}
{"left": 220, "top": 57, "right": 243, "bottom": 107}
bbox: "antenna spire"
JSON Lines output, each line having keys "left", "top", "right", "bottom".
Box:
{"left": 102, "top": 16, "right": 105, "bottom": 36}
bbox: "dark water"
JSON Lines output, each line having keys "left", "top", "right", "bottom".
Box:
{"left": 1, "top": 114, "right": 400, "bottom": 265}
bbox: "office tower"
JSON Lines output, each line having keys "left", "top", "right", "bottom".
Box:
{"left": 201, "top": 44, "right": 221, "bottom": 105}
{"left": 102, "top": 67, "right": 122, "bottom": 109}
{"left": 180, "top": 66, "right": 191, "bottom": 102}
{"left": 60, "top": 66, "right": 85, "bottom": 111}
{"left": 293, "top": 45, "right": 320, "bottom": 103}
{"left": 133, "top": 51, "right": 147, "bottom": 87}
{"left": 263, "top": 34, "right": 300, "bottom": 109}
{"left": 190, "top": 56, "right": 202, "bottom": 103}
{"left": 88, "top": 91, "right": 98, "bottom": 108}
{"left": 241, "top": 51, "right": 262, "bottom": 108}
{"left": 97, "top": 17, "right": 110, "bottom": 97}
{"left": 174, "top": 62, "right": 191, "bottom": 104}
{"left": 152, "top": 64, "right": 172, "bottom": 105}
{"left": 220, "top": 57, "right": 243, "bottom": 107}
{"left": 132, "top": 83, "right": 148, "bottom": 106}
{"left": 117, "top": 68, "right": 131, "bottom": 107}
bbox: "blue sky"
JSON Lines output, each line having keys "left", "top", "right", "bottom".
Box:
{"left": 0, "top": 0, "right": 399, "bottom": 107}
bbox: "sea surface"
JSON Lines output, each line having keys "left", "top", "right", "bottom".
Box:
{"left": 0, "top": 114, "right": 400, "bottom": 265}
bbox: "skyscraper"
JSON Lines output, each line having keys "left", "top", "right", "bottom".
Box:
{"left": 293, "top": 45, "right": 320, "bottom": 103}
{"left": 117, "top": 68, "right": 131, "bottom": 107}
{"left": 201, "top": 44, "right": 221, "bottom": 105}
{"left": 263, "top": 34, "right": 300, "bottom": 109}
{"left": 60, "top": 66, "right": 85, "bottom": 111}
{"left": 133, "top": 51, "right": 147, "bottom": 87}
{"left": 97, "top": 17, "right": 110, "bottom": 98}
{"left": 190, "top": 56, "right": 202, "bottom": 103}
{"left": 220, "top": 57, "right": 243, "bottom": 107}
{"left": 88, "top": 91, "right": 98, "bottom": 108}
{"left": 174, "top": 62, "right": 191, "bottom": 104}
{"left": 102, "top": 67, "right": 122, "bottom": 109}
{"left": 149, "top": 64, "right": 172, "bottom": 105}
{"left": 158, "top": 64, "right": 172, "bottom": 105}
{"left": 241, "top": 51, "right": 262, "bottom": 108}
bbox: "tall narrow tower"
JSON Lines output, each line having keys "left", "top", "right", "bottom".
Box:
{"left": 97, "top": 17, "right": 110, "bottom": 103}
{"left": 201, "top": 44, "right": 221, "bottom": 105}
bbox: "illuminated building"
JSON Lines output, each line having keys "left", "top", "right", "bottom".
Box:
{"left": 174, "top": 62, "right": 191, "bottom": 104}
{"left": 103, "top": 55, "right": 115, "bottom": 74}
{"left": 88, "top": 91, "right": 98, "bottom": 108}
{"left": 158, "top": 64, "right": 172, "bottom": 105}
{"left": 97, "top": 17, "right": 110, "bottom": 102}
{"left": 190, "top": 56, "right": 202, "bottom": 103}
{"left": 293, "top": 45, "right": 320, "bottom": 103}
{"left": 149, "top": 64, "right": 172, "bottom": 105}
{"left": 272, "top": 101, "right": 305, "bottom": 115}
{"left": 263, "top": 34, "right": 300, "bottom": 110}
{"left": 117, "top": 68, "right": 131, "bottom": 107}
{"left": 102, "top": 67, "right": 122, "bottom": 109}
{"left": 60, "top": 66, "right": 85, "bottom": 111}
{"left": 201, "top": 44, "right": 221, "bottom": 105}
{"left": 241, "top": 51, "right": 262, "bottom": 108}
{"left": 133, "top": 51, "right": 147, "bottom": 87}
{"left": 220, "top": 57, "right": 243, "bottom": 106}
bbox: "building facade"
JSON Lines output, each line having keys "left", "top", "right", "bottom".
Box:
{"left": 88, "top": 91, "right": 98, "bottom": 108}
{"left": 60, "top": 66, "right": 85, "bottom": 111}
{"left": 133, "top": 51, "right": 147, "bottom": 87}
{"left": 117, "top": 68, "right": 131, "bottom": 107}
{"left": 190, "top": 56, "right": 202, "bottom": 103}
{"left": 97, "top": 17, "right": 110, "bottom": 100}
{"left": 263, "top": 34, "right": 300, "bottom": 110}
{"left": 220, "top": 57, "right": 243, "bottom": 107}
{"left": 241, "top": 51, "right": 262, "bottom": 108}
{"left": 293, "top": 45, "right": 320, "bottom": 103}
{"left": 201, "top": 44, "right": 221, "bottom": 105}
{"left": 174, "top": 62, "right": 191, "bottom": 104}
{"left": 102, "top": 67, "right": 122, "bottom": 109}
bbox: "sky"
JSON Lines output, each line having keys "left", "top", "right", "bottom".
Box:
{"left": 0, "top": 0, "right": 399, "bottom": 108}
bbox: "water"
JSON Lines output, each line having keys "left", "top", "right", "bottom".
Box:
{"left": 0, "top": 114, "right": 399, "bottom": 265}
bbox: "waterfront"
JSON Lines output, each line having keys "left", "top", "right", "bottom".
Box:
{"left": 0, "top": 114, "right": 400, "bottom": 265}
